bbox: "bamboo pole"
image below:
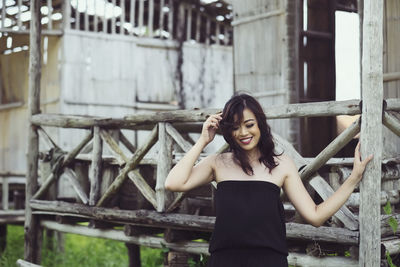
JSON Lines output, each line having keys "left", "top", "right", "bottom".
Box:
{"left": 89, "top": 126, "right": 103, "bottom": 205}
{"left": 359, "top": 0, "right": 384, "bottom": 265}
{"left": 383, "top": 111, "right": 400, "bottom": 137}
{"left": 96, "top": 125, "right": 158, "bottom": 207}
{"left": 25, "top": 0, "right": 42, "bottom": 262}
{"left": 300, "top": 118, "right": 360, "bottom": 180}
{"left": 156, "top": 123, "right": 173, "bottom": 212}
{"left": 32, "top": 131, "right": 93, "bottom": 200}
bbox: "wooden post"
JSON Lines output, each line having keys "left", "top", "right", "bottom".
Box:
{"left": 156, "top": 123, "right": 173, "bottom": 212}
{"left": 125, "top": 243, "right": 141, "bottom": 267}
{"left": 148, "top": 0, "right": 154, "bottom": 37}
{"left": 138, "top": 0, "right": 144, "bottom": 36}
{"left": 25, "top": 0, "right": 42, "bottom": 263}
{"left": 1, "top": 0, "right": 5, "bottom": 29}
{"left": 167, "top": 0, "right": 173, "bottom": 39}
{"left": 2, "top": 177, "right": 9, "bottom": 210}
{"left": 84, "top": 0, "right": 89, "bottom": 31}
{"left": 112, "top": 0, "right": 116, "bottom": 34}
{"left": 130, "top": 0, "right": 136, "bottom": 35}
{"left": 62, "top": 0, "right": 70, "bottom": 30}
{"left": 359, "top": 0, "right": 384, "bottom": 266}
{"left": 89, "top": 126, "right": 103, "bottom": 206}
{"left": 159, "top": 0, "right": 165, "bottom": 37}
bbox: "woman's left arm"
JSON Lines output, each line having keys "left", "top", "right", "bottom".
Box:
{"left": 283, "top": 142, "right": 373, "bottom": 227}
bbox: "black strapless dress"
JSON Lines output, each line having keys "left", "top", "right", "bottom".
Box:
{"left": 208, "top": 180, "right": 288, "bottom": 267}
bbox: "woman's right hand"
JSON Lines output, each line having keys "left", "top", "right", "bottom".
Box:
{"left": 200, "top": 112, "right": 222, "bottom": 145}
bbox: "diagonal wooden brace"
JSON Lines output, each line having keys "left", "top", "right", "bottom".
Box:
{"left": 96, "top": 125, "right": 158, "bottom": 207}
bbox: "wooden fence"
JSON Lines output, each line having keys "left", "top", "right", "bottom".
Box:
{"left": 0, "top": 0, "right": 233, "bottom": 45}
{"left": 21, "top": 97, "right": 400, "bottom": 266}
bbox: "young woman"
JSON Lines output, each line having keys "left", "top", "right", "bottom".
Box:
{"left": 164, "top": 94, "right": 372, "bottom": 267}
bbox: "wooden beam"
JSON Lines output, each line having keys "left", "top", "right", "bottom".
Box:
{"left": 96, "top": 125, "right": 158, "bottom": 207}
{"left": 32, "top": 131, "right": 93, "bottom": 200}
{"left": 128, "top": 171, "right": 157, "bottom": 210}
{"left": 25, "top": 0, "right": 42, "bottom": 263}
{"left": 63, "top": 168, "right": 89, "bottom": 205}
{"left": 359, "top": 0, "right": 384, "bottom": 265}
{"left": 300, "top": 118, "right": 360, "bottom": 180}
{"left": 383, "top": 111, "right": 400, "bottom": 137}
{"left": 383, "top": 72, "right": 400, "bottom": 83}
{"left": 288, "top": 252, "right": 358, "bottom": 267}
{"left": 118, "top": 131, "right": 136, "bottom": 154}
{"left": 100, "top": 129, "right": 127, "bottom": 165}
{"left": 2, "top": 177, "right": 8, "bottom": 210}
{"left": 32, "top": 200, "right": 359, "bottom": 244}
{"left": 156, "top": 123, "right": 173, "bottom": 212}
{"left": 165, "top": 123, "right": 192, "bottom": 152}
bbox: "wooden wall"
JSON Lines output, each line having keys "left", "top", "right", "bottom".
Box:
{"left": 231, "top": 0, "right": 298, "bottom": 146}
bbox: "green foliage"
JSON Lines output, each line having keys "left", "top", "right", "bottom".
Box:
{"left": 384, "top": 201, "right": 399, "bottom": 235}
{"left": 187, "top": 253, "right": 208, "bottom": 267}
{"left": 0, "top": 225, "right": 165, "bottom": 267}
{"left": 385, "top": 201, "right": 393, "bottom": 215}
{"left": 386, "top": 251, "right": 398, "bottom": 267}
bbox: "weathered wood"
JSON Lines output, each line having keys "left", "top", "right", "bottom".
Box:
{"left": 75, "top": 0, "right": 80, "bottom": 30}
{"left": 168, "top": 0, "right": 173, "bottom": 39}
{"left": 1, "top": 0, "right": 5, "bottom": 29}
{"left": 120, "top": 0, "right": 125, "bottom": 35}
{"left": 31, "top": 200, "right": 359, "bottom": 244}
{"left": 159, "top": 0, "right": 164, "bottom": 37}
{"left": 383, "top": 111, "right": 400, "bottom": 137}
{"left": 84, "top": 0, "right": 89, "bottom": 31}
{"left": 90, "top": 126, "right": 103, "bottom": 205}
{"left": 93, "top": 0, "right": 98, "bottom": 32}
{"left": 2, "top": 177, "right": 8, "bottom": 210}
{"left": 18, "top": 0, "right": 23, "bottom": 29}
{"left": 111, "top": 0, "right": 116, "bottom": 34}
{"left": 100, "top": 129, "right": 127, "bottom": 165}
{"left": 96, "top": 125, "right": 158, "bottom": 207}
{"left": 300, "top": 118, "right": 360, "bottom": 180}
{"left": 156, "top": 123, "right": 174, "bottom": 212}
{"left": 25, "top": 0, "right": 42, "bottom": 263}
{"left": 273, "top": 133, "right": 359, "bottom": 230}
{"left": 127, "top": 170, "right": 157, "bottom": 210}
{"left": 119, "top": 131, "right": 136, "bottom": 154}
{"left": 346, "top": 190, "right": 399, "bottom": 207}
{"left": 16, "top": 259, "right": 43, "bottom": 267}
{"left": 383, "top": 72, "right": 400, "bottom": 82}
{"left": 138, "top": 0, "right": 144, "bottom": 36}
{"left": 287, "top": 252, "right": 358, "bottom": 267}
{"left": 0, "top": 210, "right": 25, "bottom": 223}
{"left": 102, "top": 0, "right": 107, "bottom": 33}
{"left": 382, "top": 237, "right": 400, "bottom": 255}
{"left": 205, "top": 18, "right": 210, "bottom": 45}
{"left": 63, "top": 168, "right": 89, "bottom": 205}
{"left": 186, "top": 5, "right": 192, "bottom": 41}
{"left": 125, "top": 243, "right": 141, "bottom": 267}
{"left": 41, "top": 220, "right": 210, "bottom": 255}
{"left": 148, "top": 0, "right": 154, "bottom": 37}
{"left": 165, "top": 123, "right": 192, "bottom": 152}
{"left": 38, "top": 127, "right": 60, "bottom": 150}
{"left": 32, "top": 131, "right": 93, "bottom": 200}
{"left": 195, "top": 10, "right": 201, "bottom": 42}
{"left": 359, "top": 0, "right": 384, "bottom": 265}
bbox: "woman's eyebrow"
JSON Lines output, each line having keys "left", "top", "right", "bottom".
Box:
{"left": 243, "top": 119, "right": 256, "bottom": 123}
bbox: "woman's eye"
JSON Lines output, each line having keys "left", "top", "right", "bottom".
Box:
{"left": 246, "top": 124, "right": 254, "bottom": 128}
{"left": 233, "top": 127, "right": 239, "bottom": 131}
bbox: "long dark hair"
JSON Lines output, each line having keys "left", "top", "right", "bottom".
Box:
{"left": 220, "top": 94, "right": 280, "bottom": 175}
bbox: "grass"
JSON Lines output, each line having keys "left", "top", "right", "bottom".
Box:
{"left": 0, "top": 225, "right": 166, "bottom": 267}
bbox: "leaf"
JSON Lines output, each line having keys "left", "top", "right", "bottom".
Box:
{"left": 384, "top": 201, "right": 392, "bottom": 215}
{"left": 388, "top": 217, "right": 398, "bottom": 234}
{"left": 386, "top": 250, "right": 398, "bottom": 267}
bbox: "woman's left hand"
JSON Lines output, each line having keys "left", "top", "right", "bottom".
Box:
{"left": 350, "top": 142, "right": 373, "bottom": 183}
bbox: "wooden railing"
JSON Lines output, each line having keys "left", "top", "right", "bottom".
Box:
{"left": 0, "top": 0, "right": 232, "bottom": 46}
{"left": 25, "top": 98, "right": 400, "bottom": 265}
{"left": 0, "top": 172, "right": 25, "bottom": 223}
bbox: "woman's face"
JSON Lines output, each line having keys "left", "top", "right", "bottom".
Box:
{"left": 232, "top": 108, "right": 261, "bottom": 153}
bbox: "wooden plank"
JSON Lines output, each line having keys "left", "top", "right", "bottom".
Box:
{"left": 100, "top": 129, "right": 127, "bottom": 165}
{"left": 130, "top": 0, "right": 136, "bottom": 35}
{"left": 383, "top": 72, "right": 400, "bottom": 82}
{"left": 156, "top": 123, "right": 173, "bottom": 212}
{"left": 2, "top": 177, "right": 8, "bottom": 210}
{"left": 273, "top": 133, "right": 359, "bottom": 230}
{"left": 120, "top": 0, "right": 125, "bottom": 35}
{"left": 159, "top": 0, "right": 165, "bottom": 37}
{"left": 148, "top": 0, "right": 154, "bottom": 37}
{"left": 186, "top": 5, "right": 192, "bottom": 41}
{"left": 90, "top": 126, "right": 103, "bottom": 206}
{"left": 84, "top": 0, "right": 89, "bottom": 31}
{"left": 62, "top": 0, "right": 71, "bottom": 29}
{"left": 119, "top": 131, "right": 136, "bottom": 154}
{"left": 96, "top": 125, "right": 158, "bottom": 207}
{"left": 167, "top": 0, "right": 173, "bottom": 39}
{"left": 383, "top": 111, "right": 400, "bottom": 137}
{"left": 111, "top": 0, "right": 116, "bottom": 34}
{"left": 359, "top": 0, "right": 384, "bottom": 265}
{"left": 138, "top": 0, "right": 144, "bottom": 36}
{"left": 25, "top": 0, "right": 42, "bottom": 263}
{"left": 300, "top": 118, "right": 360, "bottom": 180}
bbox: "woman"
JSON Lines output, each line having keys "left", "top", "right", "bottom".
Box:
{"left": 165, "top": 94, "right": 372, "bottom": 267}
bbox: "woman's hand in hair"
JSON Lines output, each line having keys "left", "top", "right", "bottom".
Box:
{"left": 349, "top": 142, "right": 373, "bottom": 184}
{"left": 200, "top": 112, "right": 222, "bottom": 145}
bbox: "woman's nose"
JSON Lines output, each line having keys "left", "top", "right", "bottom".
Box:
{"left": 239, "top": 126, "right": 248, "bottom": 136}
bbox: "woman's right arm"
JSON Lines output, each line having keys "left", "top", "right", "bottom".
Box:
{"left": 164, "top": 113, "right": 222, "bottom": 192}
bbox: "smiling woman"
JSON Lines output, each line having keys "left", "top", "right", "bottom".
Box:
{"left": 164, "top": 93, "right": 372, "bottom": 267}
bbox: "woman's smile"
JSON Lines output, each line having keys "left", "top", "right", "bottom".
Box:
{"left": 239, "top": 136, "right": 253, "bottom": 145}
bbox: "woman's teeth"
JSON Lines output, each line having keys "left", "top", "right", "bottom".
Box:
{"left": 240, "top": 137, "right": 252, "bottom": 144}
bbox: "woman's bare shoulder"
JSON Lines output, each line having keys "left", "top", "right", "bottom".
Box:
{"left": 274, "top": 153, "right": 297, "bottom": 169}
